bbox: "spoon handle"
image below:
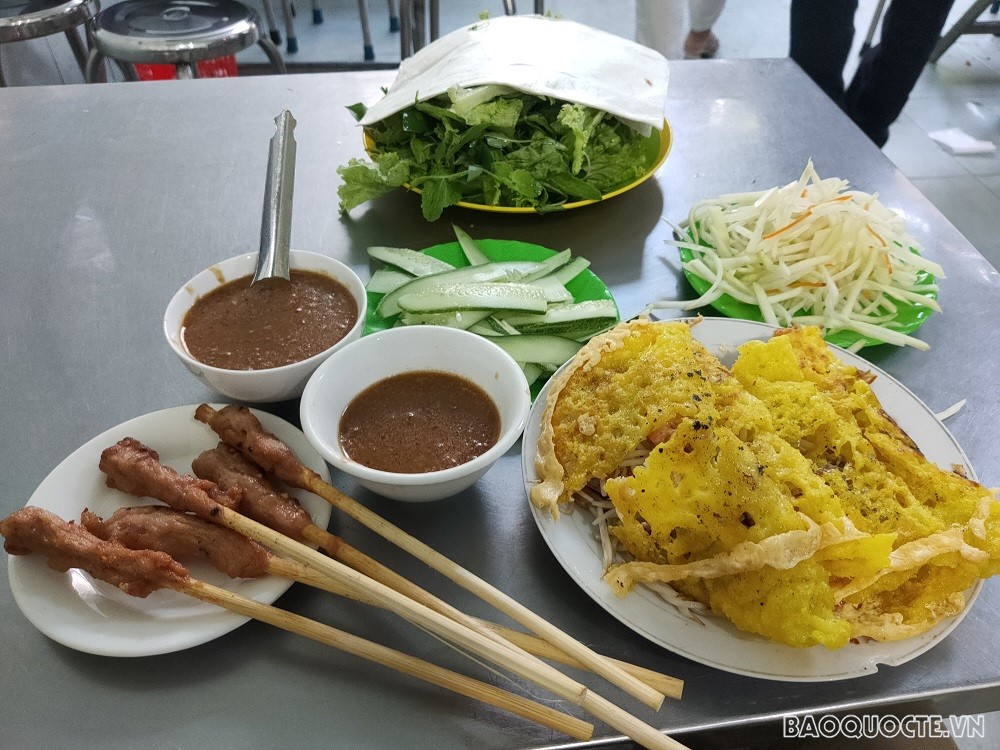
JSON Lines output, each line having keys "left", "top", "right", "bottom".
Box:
{"left": 254, "top": 110, "right": 297, "bottom": 284}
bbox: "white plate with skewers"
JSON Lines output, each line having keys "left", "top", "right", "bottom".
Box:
{"left": 7, "top": 405, "right": 332, "bottom": 657}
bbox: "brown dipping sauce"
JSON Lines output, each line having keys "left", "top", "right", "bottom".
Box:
{"left": 339, "top": 371, "right": 501, "bottom": 473}
{"left": 182, "top": 269, "right": 358, "bottom": 370}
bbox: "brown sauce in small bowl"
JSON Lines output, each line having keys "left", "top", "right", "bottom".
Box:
{"left": 182, "top": 269, "right": 358, "bottom": 370}
{"left": 339, "top": 371, "right": 501, "bottom": 473}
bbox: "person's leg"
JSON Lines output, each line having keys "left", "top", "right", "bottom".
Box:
{"left": 635, "top": 0, "right": 687, "bottom": 59}
{"left": 845, "top": 0, "right": 956, "bottom": 146}
{"left": 688, "top": 0, "right": 726, "bottom": 31}
{"left": 789, "top": 0, "right": 858, "bottom": 109}
{"left": 684, "top": 0, "right": 726, "bottom": 58}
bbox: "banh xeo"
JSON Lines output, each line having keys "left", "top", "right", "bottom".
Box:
{"left": 337, "top": 15, "right": 668, "bottom": 221}
{"left": 532, "top": 319, "right": 1000, "bottom": 649}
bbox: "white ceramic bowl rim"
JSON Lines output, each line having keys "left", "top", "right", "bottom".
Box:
{"left": 164, "top": 250, "right": 366, "bottom": 377}
{"left": 304, "top": 326, "right": 531, "bottom": 487}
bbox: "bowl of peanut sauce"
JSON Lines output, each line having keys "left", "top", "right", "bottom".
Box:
{"left": 300, "top": 326, "right": 531, "bottom": 502}
{"left": 164, "top": 250, "right": 366, "bottom": 403}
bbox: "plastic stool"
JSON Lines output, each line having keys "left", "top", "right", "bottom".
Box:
{"left": 0, "top": 0, "right": 97, "bottom": 86}
{"left": 85, "top": 0, "right": 284, "bottom": 82}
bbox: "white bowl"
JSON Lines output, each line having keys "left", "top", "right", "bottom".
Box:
{"left": 164, "top": 250, "right": 367, "bottom": 403}
{"left": 300, "top": 326, "right": 531, "bottom": 502}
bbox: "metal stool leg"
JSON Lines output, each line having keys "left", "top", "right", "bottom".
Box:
{"left": 260, "top": 0, "right": 282, "bottom": 45}
{"left": 85, "top": 48, "right": 105, "bottom": 82}
{"left": 931, "top": 0, "right": 995, "bottom": 62}
{"left": 257, "top": 36, "right": 287, "bottom": 73}
{"left": 65, "top": 26, "right": 90, "bottom": 75}
{"left": 358, "top": 0, "right": 374, "bottom": 60}
{"left": 278, "top": 0, "right": 297, "bottom": 53}
{"left": 387, "top": 0, "right": 398, "bottom": 32}
{"left": 175, "top": 62, "right": 198, "bottom": 79}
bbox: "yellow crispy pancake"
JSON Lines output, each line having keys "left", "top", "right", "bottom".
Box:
{"left": 534, "top": 319, "right": 1000, "bottom": 648}
{"left": 531, "top": 318, "right": 769, "bottom": 517}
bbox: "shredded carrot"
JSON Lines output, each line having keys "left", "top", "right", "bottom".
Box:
{"left": 867, "top": 225, "right": 887, "bottom": 247}
{"left": 762, "top": 209, "right": 813, "bottom": 241}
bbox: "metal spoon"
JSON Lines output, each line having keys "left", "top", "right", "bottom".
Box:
{"left": 252, "top": 110, "right": 297, "bottom": 285}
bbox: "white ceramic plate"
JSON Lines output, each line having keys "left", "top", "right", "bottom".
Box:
{"left": 523, "top": 318, "right": 982, "bottom": 682}
{"left": 7, "top": 405, "right": 333, "bottom": 657}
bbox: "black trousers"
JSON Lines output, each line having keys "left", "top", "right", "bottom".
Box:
{"left": 789, "top": 0, "right": 956, "bottom": 147}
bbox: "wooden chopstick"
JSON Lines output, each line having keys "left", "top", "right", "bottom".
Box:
{"left": 289, "top": 529, "right": 683, "bottom": 700}
{"left": 196, "top": 404, "right": 665, "bottom": 711}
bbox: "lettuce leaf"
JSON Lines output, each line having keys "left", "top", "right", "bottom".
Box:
{"left": 337, "top": 89, "right": 658, "bottom": 221}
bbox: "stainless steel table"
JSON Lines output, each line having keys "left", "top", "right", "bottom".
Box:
{"left": 2, "top": 60, "right": 999, "bottom": 749}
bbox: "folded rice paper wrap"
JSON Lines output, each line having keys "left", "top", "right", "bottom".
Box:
{"left": 358, "top": 15, "right": 669, "bottom": 135}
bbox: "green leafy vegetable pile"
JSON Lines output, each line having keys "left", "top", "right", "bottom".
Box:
{"left": 337, "top": 86, "right": 659, "bottom": 221}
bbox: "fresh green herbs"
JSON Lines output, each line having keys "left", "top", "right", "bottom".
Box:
{"left": 338, "top": 86, "right": 658, "bottom": 221}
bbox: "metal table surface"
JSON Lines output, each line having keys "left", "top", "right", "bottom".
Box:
{"left": 2, "top": 60, "right": 999, "bottom": 750}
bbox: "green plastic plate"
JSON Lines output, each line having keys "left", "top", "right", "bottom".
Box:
{"left": 364, "top": 239, "right": 618, "bottom": 396}
{"left": 676, "top": 231, "right": 937, "bottom": 349}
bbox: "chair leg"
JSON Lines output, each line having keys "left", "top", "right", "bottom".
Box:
{"left": 534, "top": 0, "right": 543, "bottom": 13}
{"left": 65, "top": 26, "right": 90, "bottom": 75}
{"left": 930, "top": 0, "right": 995, "bottom": 62}
{"left": 387, "top": 0, "right": 399, "bottom": 32}
{"left": 85, "top": 48, "right": 105, "bottom": 83}
{"left": 0, "top": 56, "right": 7, "bottom": 88}
{"left": 278, "top": 0, "right": 297, "bottom": 53}
{"left": 257, "top": 37, "right": 287, "bottom": 73}
{"left": 116, "top": 59, "right": 140, "bottom": 81}
{"left": 358, "top": 0, "right": 374, "bottom": 59}
{"left": 312, "top": 0, "right": 323, "bottom": 24}
{"left": 261, "top": 0, "right": 282, "bottom": 45}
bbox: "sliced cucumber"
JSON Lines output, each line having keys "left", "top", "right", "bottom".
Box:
{"left": 491, "top": 334, "right": 584, "bottom": 368}
{"left": 399, "top": 309, "right": 493, "bottom": 330}
{"left": 452, "top": 225, "right": 491, "bottom": 266}
{"left": 551, "top": 256, "right": 592, "bottom": 285}
{"left": 468, "top": 316, "right": 521, "bottom": 336}
{"left": 376, "top": 260, "right": 542, "bottom": 318}
{"left": 368, "top": 246, "right": 455, "bottom": 276}
{"left": 521, "top": 249, "right": 573, "bottom": 282}
{"left": 532, "top": 276, "right": 573, "bottom": 304}
{"left": 500, "top": 299, "right": 619, "bottom": 336}
{"left": 366, "top": 268, "right": 415, "bottom": 295}
{"left": 520, "top": 362, "right": 544, "bottom": 387}
{"left": 397, "top": 283, "right": 549, "bottom": 314}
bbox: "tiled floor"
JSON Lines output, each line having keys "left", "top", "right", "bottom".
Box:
{"left": 2, "top": 1, "right": 999, "bottom": 746}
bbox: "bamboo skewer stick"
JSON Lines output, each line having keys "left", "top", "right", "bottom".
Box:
{"left": 0, "top": 505, "right": 591, "bottom": 742}
{"left": 180, "top": 578, "right": 594, "bottom": 741}
{"left": 477, "top": 621, "right": 684, "bottom": 701}
{"left": 196, "top": 404, "right": 665, "bottom": 711}
{"left": 208, "top": 505, "right": 688, "bottom": 750}
{"left": 269, "top": 544, "right": 683, "bottom": 701}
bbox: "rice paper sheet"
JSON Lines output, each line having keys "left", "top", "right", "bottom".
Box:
{"left": 358, "top": 15, "right": 669, "bottom": 133}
